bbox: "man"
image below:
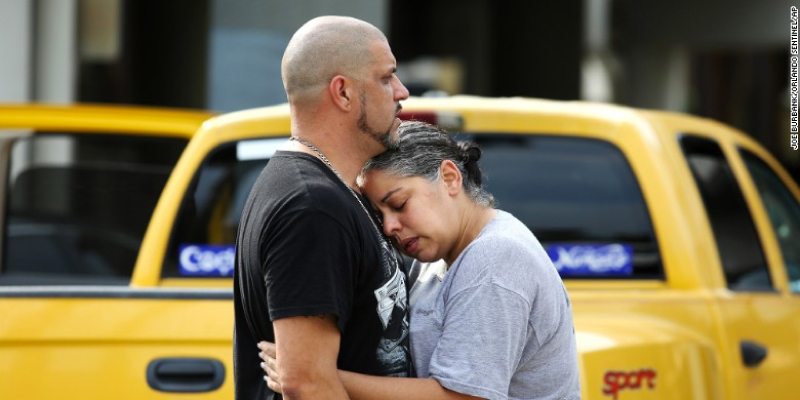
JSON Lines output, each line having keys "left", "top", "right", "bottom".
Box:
{"left": 233, "top": 15, "right": 412, "bottom": 399}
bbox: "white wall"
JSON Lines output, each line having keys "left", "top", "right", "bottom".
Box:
{"left": 35, "top": 0, "right": 77, "bottom": 103}
{"left": 0, "top": 0, "right": 78, "bottom": 103}
{"left": 0, "top": 0, "right": 33, "bottom": 102}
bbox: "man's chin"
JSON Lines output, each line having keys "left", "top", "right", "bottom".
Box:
{"left": 383, "top": 130, "right": 401, "bottom": 151}
{"left": 375, "top": 120, "right": 399, "bottom": 150}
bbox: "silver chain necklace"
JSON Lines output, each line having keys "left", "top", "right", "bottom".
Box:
{"left": 290, "top": 136, "right": 387, "bottom": 242}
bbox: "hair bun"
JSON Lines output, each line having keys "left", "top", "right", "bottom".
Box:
{"left": 465, "top": 146, "right": 481, "bottom": 163}
{"left": 458, "top": 142, "right": 481, "bottom": 162}
{"left": 458, "top": 142, "right": 483, "bottom": 186}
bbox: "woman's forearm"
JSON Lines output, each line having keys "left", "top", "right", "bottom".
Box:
{"left": 337, "top": 370, "right": 480, "bottom": 400}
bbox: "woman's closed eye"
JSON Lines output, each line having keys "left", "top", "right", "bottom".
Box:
{"left": 391, "top": 200, "right": 407, "bottom": 212}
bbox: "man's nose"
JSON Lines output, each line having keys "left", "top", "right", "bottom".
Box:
{"left": 393, "top": 77, "right": 409, "bottom": 101}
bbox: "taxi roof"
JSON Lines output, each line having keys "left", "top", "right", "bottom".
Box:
{"left": 199, "top": 95, "right": 747, "bottom": 143}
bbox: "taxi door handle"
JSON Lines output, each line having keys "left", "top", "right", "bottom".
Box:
{"left": 740, "top": 340, "right": 768, "bottom": 368}
{"left": 147, "top": 357, "right": 225, "bottom": 392}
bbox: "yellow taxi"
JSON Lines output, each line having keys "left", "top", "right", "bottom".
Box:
{"left": 2, "top": 97, "right": 799, "bottom": 399}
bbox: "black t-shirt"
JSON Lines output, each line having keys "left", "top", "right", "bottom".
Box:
{"left": 233, "top": 151, "right": 411, "bottom": 399}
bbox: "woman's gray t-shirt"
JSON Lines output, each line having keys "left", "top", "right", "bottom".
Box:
{"left": 408, "top": 210, "right": 580, "bottom": 400}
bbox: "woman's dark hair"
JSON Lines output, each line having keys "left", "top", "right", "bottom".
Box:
{"left": 360, "top": 121, "right": 496, "bottom": 207}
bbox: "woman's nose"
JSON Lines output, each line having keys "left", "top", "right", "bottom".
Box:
{"left": 382, "top": 214, "right": 401, "bottom": 236}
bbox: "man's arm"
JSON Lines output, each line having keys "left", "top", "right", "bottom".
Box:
{"left": 273, "top": 314, "right": 349, "bottom": 399}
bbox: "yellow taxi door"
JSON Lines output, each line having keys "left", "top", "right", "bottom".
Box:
{"left": 0, "top": 130, "right": 233, "bottom": 399}
{"left": 680, "top": 134, "right": 800, "bottom": 400}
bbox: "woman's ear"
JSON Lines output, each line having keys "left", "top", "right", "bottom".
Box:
{"left": 440, "top": 160, "right": 463, "bottom": 196}
{"left": 328, "top": 75, "right": 353, "bottom": 111}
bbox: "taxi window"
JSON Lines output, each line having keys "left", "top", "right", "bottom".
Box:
{"left": 469, "top": 134, "right": 662, "bottom": 279}
{"left": 680, "top": 136, "right": 772, "bottom": 291}
{"left": 1, "top": 133, "right": 187, "bottom": 285}
{"left": 740, "top": 149, "right": 800, "bottom": 292}
{"left": 161, "top": 138, "right": 282, "bottom": 278}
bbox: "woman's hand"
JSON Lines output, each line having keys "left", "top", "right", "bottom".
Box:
{"left": 257, "top": 341, "right": 282, "bottom": 393}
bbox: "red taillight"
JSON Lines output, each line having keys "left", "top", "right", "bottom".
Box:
{"left": 397, "top": 111, "right": 463, "bottom": 132}
{"left": 398, "top": 111, "right": 437, "bottom": 125}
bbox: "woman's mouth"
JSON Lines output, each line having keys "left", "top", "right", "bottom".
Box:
{"left": 400, "top": 237, "right": 419, "bottom": 255}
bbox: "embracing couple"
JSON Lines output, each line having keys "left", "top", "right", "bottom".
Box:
{"left": 233, "top": 15, "right": 581, "bottom": 400}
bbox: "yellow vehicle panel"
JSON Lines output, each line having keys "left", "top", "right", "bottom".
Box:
{"left": 0, "top": 293, "right": 232, "bottom": 399}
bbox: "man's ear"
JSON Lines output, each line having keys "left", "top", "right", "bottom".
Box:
{"left": 329, "top": 75, "right": 354, "bottom": 111}
{"left": 440, "top": 160, "right": 463, "bottom": 196}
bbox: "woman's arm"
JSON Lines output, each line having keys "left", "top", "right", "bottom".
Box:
{"left": 337, "top": 370, "right": 480, "bottom": 400}
{"left": 258, "top": 341, "right": 482, "bottom": 400}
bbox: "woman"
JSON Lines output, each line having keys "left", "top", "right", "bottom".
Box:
{"left": 260, "top": 121, "right": 580, "bottom": 400}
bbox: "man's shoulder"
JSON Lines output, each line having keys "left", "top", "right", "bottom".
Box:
{"left": 263, "top": 151, "right": 327, "bottom": 182}
{"left": 246, "top": 152, "right": 365, "bottom": 236}
{"left": 259, "top": 154, "right": 348, "bottom": 201}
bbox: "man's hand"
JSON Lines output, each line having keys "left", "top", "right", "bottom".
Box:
{"left": 271, "top": 314, "right": 349, "bottom": 399}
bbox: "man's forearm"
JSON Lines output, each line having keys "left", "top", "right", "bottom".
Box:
{"left": 274, "top": 315, "right": 350, "bottom": 400}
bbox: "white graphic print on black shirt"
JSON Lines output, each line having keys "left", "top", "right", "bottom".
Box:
{"left": 374, "top": 239, "right": 411, "bottom": 376}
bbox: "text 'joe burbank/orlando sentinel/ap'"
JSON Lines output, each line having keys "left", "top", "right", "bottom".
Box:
{"left": 791, "top": 6, "right": 799, "bottom": 150}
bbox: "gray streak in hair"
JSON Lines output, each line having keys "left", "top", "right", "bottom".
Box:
{"left": 359, "top": 121, "right": 496, "bottom": 208}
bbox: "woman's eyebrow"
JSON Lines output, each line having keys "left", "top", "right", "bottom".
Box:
{"left": 380, "top": 188, "right": 402, "bottom": 203}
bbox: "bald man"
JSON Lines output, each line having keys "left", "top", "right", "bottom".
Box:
{"left": 233, "top": 16, "right": 412, "bottom": 400}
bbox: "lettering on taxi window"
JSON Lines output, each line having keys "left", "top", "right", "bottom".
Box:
{"left": 547, "top": 244, "right": 633, "bottom": 277}
{"left": 602, "top": 368, "right": 656, "bottom": 400}
{"left": 179, "top": 245, "right": 235, "bottom": 277}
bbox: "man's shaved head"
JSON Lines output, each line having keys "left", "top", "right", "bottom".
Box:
{"left": 282, "top": 16, "right": 388, "bottom": 103}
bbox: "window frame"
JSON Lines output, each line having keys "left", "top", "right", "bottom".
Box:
{"left": 738, "top": 147, "right": 800, "bottom": 294}
{"left": 679, "top": 134, "right": 774, "bottom": 292}
{"left": 160, "top": 137, "right": 283, "bottom": 280}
